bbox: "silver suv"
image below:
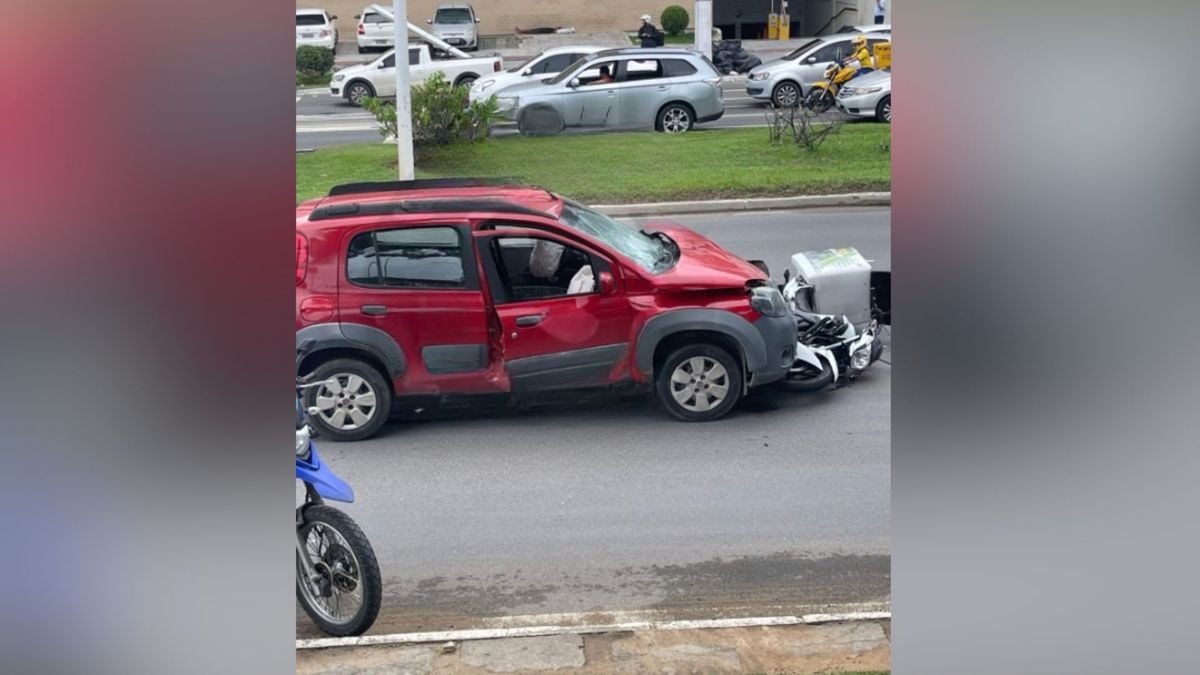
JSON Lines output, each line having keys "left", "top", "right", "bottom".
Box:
{"left": 492, "top": 48, "right": 725, "bottom": 135}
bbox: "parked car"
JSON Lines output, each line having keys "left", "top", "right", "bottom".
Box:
{"left": 427, "top": 3, "right": 480, "bottom": 50}
{"left": 296, "top": 8, "right": 338, "bottom": 53}
{"left": 468, "top": 45, "right": 605, "bottom": 104}
{"left": 836, "top": 68, "right": 891, "bottom": 123}
{"left": 296, "top": 179, "right": 796, "bottom": 441}
{"left": 355, "top": 7, "right": 394, "bottom": 53}
{"left": 746, "top": 33, "right": 890, "bottom": 108}
{"left": 331, "top": 44, "right": 502, "bottom": 105}
{"left": 494, "top": 48, "right": 724, "bottom": 135}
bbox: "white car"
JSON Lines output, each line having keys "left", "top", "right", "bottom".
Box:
{"left": 296, "top": 9, "right": 338, "bottom": 52}
{"left": 426, "top": 3, "right": 481, "bottom": 51}
{"left": 331, "top": 43, "right": 503, "bottom": 105}
{"left": 468, "top": 45, "right": 605, "bottom": 104}
{"left": 356, "top": 7, "right": 394, "bottom": 53}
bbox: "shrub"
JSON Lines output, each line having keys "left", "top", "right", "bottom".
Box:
{"left": 297, "top": 45, "right": 334, "bottom": 75}
{"left": 361, "top": 73, "right": 500, "bottom": 149}
{"left": 661, "top": 6, "right": 689, "bottom": 36}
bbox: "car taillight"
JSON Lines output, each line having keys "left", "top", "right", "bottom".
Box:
{"left": 357, "top": 24, "right": 365, "bottom": 34}
{"left": 494, "top": 61, "right": 501, "bottom": 72}
{"left": 296, "top": 233, "right": 309, "bottom": 286}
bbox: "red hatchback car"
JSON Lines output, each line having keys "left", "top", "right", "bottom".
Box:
{"left": 296, "top": 180, "right": 796, "bottom": 441}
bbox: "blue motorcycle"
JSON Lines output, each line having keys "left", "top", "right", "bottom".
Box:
{"left": 296, "top": 375, "right": 381, "bottom": 636}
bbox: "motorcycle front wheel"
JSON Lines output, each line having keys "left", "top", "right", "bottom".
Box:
{"left": 296, "top": 505, "right": 382, "bottom": 637}
{"left": 780, "top": 359, "right": 835, "bottom": 393}
{"left": 804, "top": 88, "right": 833, "bottom": 113}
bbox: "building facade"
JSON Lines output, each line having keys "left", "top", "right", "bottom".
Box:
{"left": 300, "top": 1, "right": 888, "bottom": 46}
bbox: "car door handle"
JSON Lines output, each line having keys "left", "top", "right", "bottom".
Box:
{"left": 657, "top": 85, "right": 668, "bottom": 91}
{"left": 515, "top": 314, "right": 544, "bottom": 327}
{"left": 360, "top": 304, "right": 388, "bottom": 316}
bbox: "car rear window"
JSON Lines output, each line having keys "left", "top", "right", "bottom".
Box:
{"left": 362, "top": 12, "right": 389, "bottom": 24}
{"left": 434, "top": 8, "right": 473, "bottom": 24}
{"left": 347, "top": 227, "right": 465, "bottom": 289}
{"left": 296, "top": 14, "right": 326, "bottom": 26}
{"left": 663, "top": 59, "right": 698, "bottom": 77}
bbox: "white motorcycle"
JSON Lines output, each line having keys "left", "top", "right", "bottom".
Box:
{"left": 777, "top": 248, "right": 889, "bottom": 392}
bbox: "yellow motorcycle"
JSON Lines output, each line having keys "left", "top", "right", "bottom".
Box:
{"left": 804, "top": 60, "right": 867, "bottom": 113}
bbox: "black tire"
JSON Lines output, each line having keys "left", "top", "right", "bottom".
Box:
{"left": 517, "top": 106, "right": 564, "bottom": 136}
{"left": 780, "top": 359, "right": 835, "bottom": 393}
{"left": 804, "top": 87, "right": 833, "bottom": 113}
{"left": 296, "top": 505, "right": 382, "bottom": 637}
{"left": 656, "top": 343, "right": 743, "bottom": 422}
{"left": 657, "top": 103, "right": 694, "bottom": 133}
{"left": 455, "top": 74, "right": 478, "bottom": 88}
{"left": 302, "top": 358, "right": 391, "bottom": 441}
{"left": 344, "top": 81, "right": 375, "bottom": 107}
{"left": 772, "top": 81, "right": 802, "bottom": 108}
{"left": 875, "top": 94, "right": 891, "bottom": 123}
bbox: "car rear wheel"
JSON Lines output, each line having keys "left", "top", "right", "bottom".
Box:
{"left": 875, "top": 94, "right": 891, "bottom": 123}
{"left": 772, "top": 81, "right": 801, "bottom": 108}
{"left": 303, "top": 359, "right": 391, "bottom": 442}
{"left": 345, "top": 81, "right": 374, "bottom": 106}
{"left": 455, "top": 74, "right": 478, "bottom": 88}
{"left": 656, "top": 344, "right": 742, "bottom": 422}
{"left": 657, "top": 103, "right": 694, "bottom": 134}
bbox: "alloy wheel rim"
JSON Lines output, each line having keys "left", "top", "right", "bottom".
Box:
{"left": 663, "top": 108, "right": 690, "bottom": 133}
{"left": 670, "top": 356, "right": 730, "bottom": 412}
{"left": 297, "top": 522, "right": 364, "bottom": 625}
{"left": 883, "top": 100, "right": 891, "bottom": 121}
{"left": 314, "top": 374, "right": 377, "bottom": 431}
{"left": 349, "top": 85, "right": 367, "bottom": 103}
{"left": 778, "top": 85, "right": 798, "bottom": 106}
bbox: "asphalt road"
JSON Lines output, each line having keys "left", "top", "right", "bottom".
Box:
{"left": 296, "top": 79, "right": 861, "bottom": 150}
{"left": 296, "top": 208, "right": 891, "bottom": 637}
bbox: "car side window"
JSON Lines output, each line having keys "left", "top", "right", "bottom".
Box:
{"left": 409, "top": 48, "right": 420, "bottom": 66}
{"left": 381, "top": 54, "right": 395, "bottom": 68}
{"left": 810, "top": 43, "right": 840, "bottom": 63}
{"left": 576, "top": 60, "right": 619, "bottom": 85}
{"left": 621, "top": 59, "right": 664, "bottom": 82}
{"left": 347, "top": 227, "right": 466, "bottom": 289}
{"left": 662, "top": 59, "right": 698, "bottom": 77}
{"left": 538, "top": 53, "right": 575, "bottom": 74}
{"left": 490, "top": 236, "right": 597, "bottom": 303}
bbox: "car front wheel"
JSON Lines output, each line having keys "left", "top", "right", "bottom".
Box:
{"left": 772, "top": 81, "right": 801, "bottom": 108}
{"left": 875, "top": 94, "right": 891, "bottom": 123}
{"left": 656, "top": 344, "right": 742, "bottom": 422}
{"left": 303, "top": 359, "right": 391, "bottom": 442}
{"left": 345, "top": 81, "right": 374, "bottom": 106}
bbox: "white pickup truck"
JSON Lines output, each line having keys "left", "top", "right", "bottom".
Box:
{"left": 331, "top": 43, "right": 502, "bottom": 106}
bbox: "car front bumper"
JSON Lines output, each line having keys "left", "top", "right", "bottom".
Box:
{"left": 297, "top": 35, "right": 336, "bottom": 50}
{"left": 745, "top": 77, "right": 777, "bottom": 100}
{"left": 836, "top": 90, "right": 887, "bottom": 117}
{"left": 750, "top": 313, "right": 798, "bottom": 386}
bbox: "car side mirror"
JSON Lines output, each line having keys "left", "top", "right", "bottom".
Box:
{"left": 426, "top": 19, "right": 432, "bottom": 24}
{"left": 330, "top": 15, "right": 337, "bottom": 20}
{"left": 522, "top": 68, "right": 532, "bottom": 76}
{"left": 354, "top": 14, "right": 361, "bottom": 19}
{"left": 568, "top": 78, "right": 581, "bottom": 88}
{"left": 476, "top": 17, "right": 482, "bottom": 23}
{"left": 598, "top": 271, "right": 616, "bottom": 295}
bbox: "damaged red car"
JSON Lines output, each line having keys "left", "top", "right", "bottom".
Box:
{"left": 296, "top": 179, "right": 796, "bottom": 441}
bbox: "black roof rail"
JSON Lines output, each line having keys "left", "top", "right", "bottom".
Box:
{"left": 327, "top": 178, "right": 528, "bottom": 197}
{"left": 308, "top": 197, "right": 553, "bottom": 222}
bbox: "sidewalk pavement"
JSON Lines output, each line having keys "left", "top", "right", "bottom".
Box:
{"left": 297, "top": 619, "right": 890, "bottom": 674}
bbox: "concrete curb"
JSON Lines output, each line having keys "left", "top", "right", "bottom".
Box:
{"left": 297, "top": 605, "right": 891, "bottom": 651}
{"left": 592, "top": 191, "right": 891, "bottom": 217}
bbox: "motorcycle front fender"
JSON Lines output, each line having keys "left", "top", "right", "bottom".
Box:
{"left": 793, "top": 341, "right": 825, "bottom": 371}
{"left": 810, "top": 81, "right": 832, "bottom": 91}
{"left": 296, "top": 444, "right": 355, "bottom": 504}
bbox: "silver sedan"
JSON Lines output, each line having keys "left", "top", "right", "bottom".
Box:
{"left": 836, "top": 69, "right": 891, "bottom": 123}
{"left": 493, "top": 48, "right": 725, "bottom": 135}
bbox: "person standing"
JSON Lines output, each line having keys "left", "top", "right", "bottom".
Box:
{"left": 638, "top": 14, "right": 661, "bottom": 47}
{"left": 875, "top": 0, "right": 888, "bottom": 25}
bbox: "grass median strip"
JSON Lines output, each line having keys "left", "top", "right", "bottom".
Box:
{"left": 296, "top": 125, "right": 890, "bottom": 204}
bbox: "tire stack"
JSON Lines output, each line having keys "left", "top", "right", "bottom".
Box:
{"left": 711, "top": 40, "right": 762, "bottom": 75}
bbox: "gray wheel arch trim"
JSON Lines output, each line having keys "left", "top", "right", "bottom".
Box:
{"left": 296, "top": 323, "right": 406, "bottom": 378}
{"left": 635, "top": 309, "right": 768, "bottom": 378}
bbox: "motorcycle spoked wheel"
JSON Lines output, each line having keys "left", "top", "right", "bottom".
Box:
{"left": 296, "top": 505, "right": 382, "bottom": 637}
{"left": 804, "top": 88, "right": 834, "bottom": 113}
{"left": 781, "top": 358, "right": 836, "bottom": 392}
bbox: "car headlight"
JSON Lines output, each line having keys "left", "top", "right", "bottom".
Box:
{"left": 749, "top": 72, "right": 769, "bottom": 81}
{"left": 295, "top": 425, "right": 312, "bottom": 458}
{"left": 332, "top": 74, "right": 345, "bottom": 82}
{"left": 749, "top": 286, "right": 789, "bottom": 318}
{"left": 858, "top": 86, "right": 883, "bottom": 94}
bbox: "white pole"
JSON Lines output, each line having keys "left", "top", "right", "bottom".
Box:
{"left": 391, "top": 0, "right": 414, "bottom": 180}
{"left": 695, "top": 0, "right": 713, "bottom": 57}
